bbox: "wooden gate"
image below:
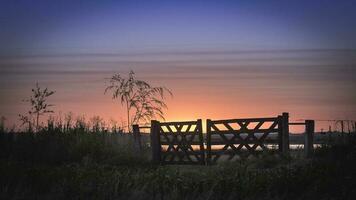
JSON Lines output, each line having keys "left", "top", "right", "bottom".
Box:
{"left": 150, "top": 119, "right": 205, "bottom": 165}
{"left": 206, "top": 113, "right": 289, "bottom": 164}
{"left": 149, "top": 113, "right": 289, "bottom": 165}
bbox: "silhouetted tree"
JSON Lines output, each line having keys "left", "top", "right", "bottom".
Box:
{"left": 105, "top": 70, "right": 172, "bottom": 132}
{"left": 20, "top": 83, "right": 55, "bottom": 132}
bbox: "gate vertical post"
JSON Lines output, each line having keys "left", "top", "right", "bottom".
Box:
{"left": 278, "top": 115, "right": 283, "bottom": 153}
{"left": 305, "top": 120, "right": 315, "bottom": 158}
{"left": 197, "top": 119, "right": 205, "bottom": 165}
{"left": 150, "top": 120, "right": 161, "bottom": 163}
{"left": 281, "top": 112, "right": 290, "bottom": 156}
{"left": 206, "top": 119, "right": 212, "bottom": 165}
{"left": 132, "top": 124, "right": 142, "bottom": 152}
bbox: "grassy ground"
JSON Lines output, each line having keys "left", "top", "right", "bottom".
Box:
{"left": 1, "top": 130, "right": 356, "bottom": 200}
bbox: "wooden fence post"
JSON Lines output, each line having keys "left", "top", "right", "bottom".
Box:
{"left": 282, "top": 112, "right": 290, "bottom": 156}
{"left": 197, "top": 119, "right": 205, "bottom": 165}
{"left": 278, "top": 115, "right": 283, "bottom": 153}
{"left": 132, "top": 124, "right": 142, "bottom": 152}
{"left": 150, "top": 120, "right": 161, "bottom": 163}
{"left": 206, "top": 119, "right": 212, "bottom": 165}
{"left": 305, "top": 120, "right": 314, "bottom": 158}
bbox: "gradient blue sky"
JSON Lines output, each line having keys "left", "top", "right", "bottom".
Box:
{"left": 0, "top": 0, "right": 356, "bottom": 132}
{"left": 1, "top": 0, "right": 356, "bottom": 55}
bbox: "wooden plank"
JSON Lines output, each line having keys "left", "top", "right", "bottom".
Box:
{"left": 209, "top": 148, "right": 279, "bottom": 155}
{"left": 278, "top": 115, "right": 283, "bottom": 153}
{"left": 222, "top": 122, "right": 235, "bottom": 131}
{"left": 132, "top": 124, "right": 142, "bottom": 152}
{"left": 305, "top": 120, "right": 314, "bottom": 158}
{"left": 289, "top": 122, "right": 306, "bottom": 125}
{"left": 209, "top": 138, "right": 279, "bottom": 145}
{"left": 283, "top": 112, "right": 290, "bottom": 155}
{"left": 253, "top": 121, "right": 265, "bottom": 130}
{"left": 159, "top": 132, "right": 199, "bottom": 136}
{"left": 197, "top": 119, "right": 205, "bottom": 165}
{"left": 215, "top": 131, "right": 240, "bottom": 152}
{"left": 161, "top": 151, "right": 204, "bottom": 156}
{"left": 160, "top": 141, "right": 202, "bottom": 145}
{"left": 209, "top": 132, "right": 279, "bottom": 137}
{"left": 206, "top": 119, "right": 212, "bottom": 165}
{"left": 160, "top": 133, "right": 200, "bottom": 141}
{"left": 281, "top": 112, "right": 290, "bottom": 156}
{"left": 150, "top": 120, "right": 161, "bottom": 163}
{"left": 237, "top": 121, "right": 250, "bottom": 131}
{"left": 253, "top": 132, "right": 270, "bottom": 149}
{"left": 209, "top": 129, "right": 279, "bottom": 135}
{"left": 159, "top": 121, "right": 198, "bottom": 126}
{"left": 210, "top": 117, "right": 278, "bottom": 124}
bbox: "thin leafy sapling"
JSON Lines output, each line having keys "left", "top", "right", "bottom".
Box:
{"left": 105, "top": 70, "right": 172, "bottom": 132}
{"left": 19, "top": 83, "right": 55, "bottom": 132}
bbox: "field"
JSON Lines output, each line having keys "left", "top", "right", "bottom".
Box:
{"left": 1, "top": 126, "right": 356, "bottom": 200}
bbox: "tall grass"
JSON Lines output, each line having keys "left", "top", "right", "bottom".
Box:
{"left": 1, "top": 117, "right": 356, "bottom": 199}
{"left": 1, "top": 113, "right": 150, "bottom": 167}
{"left": 1, "top": 145, "right": 355, "bottom": 199}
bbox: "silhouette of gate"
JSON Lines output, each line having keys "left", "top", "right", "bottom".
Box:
{"left": 150, "top": 119, "right": 205, "bottom": 165}
{"left": 149, "top": 113, "right": 290, "bottom": 165}
{"left": 206, "top": 115, "right": 288, "bottom": 164}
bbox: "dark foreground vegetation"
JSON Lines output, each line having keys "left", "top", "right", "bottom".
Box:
{"left": 1, "top": 127, "right": 356, "bottom": 200}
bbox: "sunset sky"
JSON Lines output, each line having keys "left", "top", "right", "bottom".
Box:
{"left": 1, "top": 0, "right": 356, "bottom": 132}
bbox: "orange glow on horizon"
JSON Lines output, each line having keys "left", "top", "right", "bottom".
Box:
{"left": 0, "top": 51, "right": 355, "bottom": 133}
